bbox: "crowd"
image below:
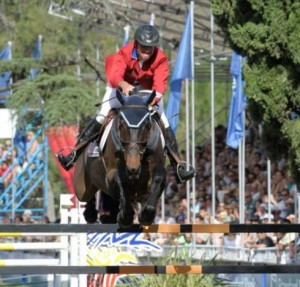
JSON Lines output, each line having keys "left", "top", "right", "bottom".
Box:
{"left": 0, "top": 131, "right": 40, "bottom": 193}
{"left": 145, "top": 123, "right": 300, "bottom": 263}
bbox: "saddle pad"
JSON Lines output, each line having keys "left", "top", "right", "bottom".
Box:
{"left": 99, "top": 119, "right": 114, "bottom": 152}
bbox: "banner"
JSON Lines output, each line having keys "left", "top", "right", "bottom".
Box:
{"left": 165, "top": 7, "right": 193, "bottom": 133}
{"left": 0, "top": 42, "right": 12, "bottom": 104}
{"left": 122, "top": 25, "right": 130, "bottom": 47}
{"left": 29, "top": 35, "right": 42, "bottom": 78}
{"left": 226, "top": 52, "right": 246, "bottom": 149}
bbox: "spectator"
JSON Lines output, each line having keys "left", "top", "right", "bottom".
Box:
{"left": 26, "top": 131, "right": 40, "bottom": 168}
{"left": 272, "top": 171, "right": 287, "bottom": 197}
{"left": 1, "top": 213, "right": 11, "bottom": 224}
{"left": 277, "top": 188, "right": 293, "bottom": 219}
{"left": 224, "top": 233, "right": 241, "bottom": 247}
{"left": 22, "top": 209, "right": 35, "bottom": 224}
{"left": 194, "top": 214, "right": 210, "bottom": 245}
{"left": 245, "top": 192, "right": 255, "bottom": 221}
{"left": 243, "top": 216, "right": 259, "bottom": 248}
{"left": 256, "top": 233, "right": 275, "bottom": 248}
{"left": 261, "top": 213, "right": 275, "bottom": 224}
{"left": 175, "top": 202, "right": 187, "bottom": 224}
{"left": 1, "top": 160, "right": 13, "bottom": 188}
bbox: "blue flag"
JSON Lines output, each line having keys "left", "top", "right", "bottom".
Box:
{"left": 29, "top": 35, "right": 42, "bottom": 78}
{"left": 13, "top": 128, "right": 27, "bottom": 159}
{"left": 0, "top": 42, "right": 12, "bottom": 104}
{"left": 165, "top": 7, "right": 193, "bottom": 133}
{"left": 226, "top": 52, "right": 246, "bottom": 149}
{"left": 122, "top": 25, "right": 130, "bottom": 47}
{"left": 149, "top": 13, "right": 155, "bottom": 26}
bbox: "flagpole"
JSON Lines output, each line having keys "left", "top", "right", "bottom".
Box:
{"left": 165, "top": 6, "right": 193, "bottom": 223}
{"left": 210, "top": 9, "right": 216, "bottom": 219}
{"left": 190, "top": 1, "right": 196, "bottom": 223}
{"left": 185, "top": 78, "right": 190, "bottom": 223}
{"left": 150, "top": 14, "right": 165, "bottom": 222}
{"left": 267, "top": 159, "right": 272, "bottom": 223}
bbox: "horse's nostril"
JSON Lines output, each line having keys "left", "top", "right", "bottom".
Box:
{"left": 127, "top": 167, "right": 140, "bottom": 177}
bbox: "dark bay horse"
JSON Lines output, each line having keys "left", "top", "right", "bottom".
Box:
{"left": 74, "top": 90, "right": 166, "bottom": 227}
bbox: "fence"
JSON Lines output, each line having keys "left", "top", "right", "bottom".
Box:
{"left": 0, "top": 194, "right": 300, "bottom": 287}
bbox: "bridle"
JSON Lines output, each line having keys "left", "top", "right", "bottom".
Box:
{"left": 110, "top": 104, "right": 160, "bottom": 160}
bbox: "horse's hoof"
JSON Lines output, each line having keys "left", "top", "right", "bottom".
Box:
{"left": 117, "top": 212, "right": 133, "bottom": 228}
{"left": 100, "top": 214, "right": 117, "bottom": 224}
{"left": 139, "top": 204, "right": 156, "bottom": 226}
{"left": 83, "top": 204, "right": 98, "bottom": 224}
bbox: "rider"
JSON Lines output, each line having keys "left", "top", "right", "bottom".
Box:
{"left": 57, "top": 24, "right": 196, "bottom": 182}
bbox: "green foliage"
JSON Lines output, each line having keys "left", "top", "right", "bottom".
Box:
{"left": 7, "top": 73, "right": 97, "bottom": 126}
{"left": 125, "top": 248, "right": 226, "bottom": 287}
{"left": 212, "top": 0, "right": 300, "bottom": 183}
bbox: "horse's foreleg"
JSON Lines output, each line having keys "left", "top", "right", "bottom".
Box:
{"left": 139, "top": 173, "right": 166, "bottom": 226}
{"left": 114, "top": 175, "right": 134, "bottom": 228}
{"left": 83, "top": 196, "right": 98, "bottom": 223}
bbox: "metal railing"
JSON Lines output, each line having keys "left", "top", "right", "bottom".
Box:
{"left": 0, "top": 122, "right": 48, "bottom": 220}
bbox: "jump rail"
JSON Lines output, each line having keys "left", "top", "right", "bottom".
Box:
{"left": 0, "top": 265, "right": 299, "bottom": 274}
{"left": 0, "top": 224, "right": 300, "bottom": 233}
{"left": 0, "top": 242, "right": 68, "bottom": 250}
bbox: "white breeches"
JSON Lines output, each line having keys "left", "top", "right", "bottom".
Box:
{"left": 96, "top": 86, "right": 169, "bottom": 128}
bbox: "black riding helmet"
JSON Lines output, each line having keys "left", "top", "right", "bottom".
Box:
{"left": 134, "top": 24, "right": 159, "bottom": 47}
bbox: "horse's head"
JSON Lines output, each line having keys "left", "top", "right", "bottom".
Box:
{"left": 114, "top": 89, "right": 157, "bottom": 179}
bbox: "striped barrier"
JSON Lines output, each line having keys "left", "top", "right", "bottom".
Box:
{"left": 0, "top": 223, "right": 300, "bottom": 233}
{"left": 0, "top": 264, "right": 299, "bottom": 274}
{"left": 1, "top": 193, "right": 299, "bottom": 283}
{"left": 0, "top": 232, "right": 76, "bottom": 237}
{"left": 0, "top": 242, "right": 68, "bottom": 251}
{"left": 0, "top": 259, "right": 59, "bottom": 266}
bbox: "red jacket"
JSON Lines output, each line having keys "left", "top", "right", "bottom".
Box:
{"left": 105, "top": 42, "right": 169, "bottom": 94}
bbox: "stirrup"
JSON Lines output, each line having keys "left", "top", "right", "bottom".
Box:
{"left": 176, "top": 161, "right": 196, "bottom": 183}
{"left": 56, "top": 147, "right": 77, "bottom": 170}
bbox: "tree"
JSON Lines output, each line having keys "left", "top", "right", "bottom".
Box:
{"left": 212, "top": 0, "right": 300, "bottom": 183}
{"left": 0, "top": 0, "right": 118, "bottom": 126}
{"left": 0, "top": 0, "right": 118, "bottom": 201}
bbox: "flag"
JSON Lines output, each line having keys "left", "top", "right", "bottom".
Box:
{"left": 13, "top": 128, "right": 27, "bottom": 159}
{"left": 0, "top": 42, "right": 12, "bottom": 104}
{"left": 226, "top": 52, "right": 246, "bottom": 149}
{"left": 149, "top": 13, "right": 155, "bottom": 26}
{"left": 165, "top": 7, "right": 193, "bottom": 133}
{"left": 29, "top": 35, "right": 42, "bottom": 78}
{"left": 122, "top": 25, "right": 130, "bottom": 47}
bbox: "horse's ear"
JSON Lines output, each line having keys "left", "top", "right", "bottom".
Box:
{"left": 145, "top": 90, "right": 156, "bottom": 106}
{"left": 116, "top": 89, "right": 127, "bottom": 105}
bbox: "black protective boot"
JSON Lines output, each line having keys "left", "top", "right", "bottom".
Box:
{"left": 165, "top": 127, "right": 196, "bottom": 183}
{"left": 57, "top": 118, "right": 101, "bottom": 171}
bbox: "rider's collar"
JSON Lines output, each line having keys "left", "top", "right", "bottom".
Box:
{"left": 131, "top": 48, "right": 138, "bottom": 59}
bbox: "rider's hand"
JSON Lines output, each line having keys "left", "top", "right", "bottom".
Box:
{"left": 118, "top": 81, "right": 135, "bottom": 96}
{"left": 150, "top": 93, "right": 162, "bottom": 106}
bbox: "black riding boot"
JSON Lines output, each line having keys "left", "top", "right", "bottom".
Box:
{"left": 57, "top": 118, "right": 101, "bottom": 171}
{"left": 165, "top": 127, "right": 196, "bottom": 183}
